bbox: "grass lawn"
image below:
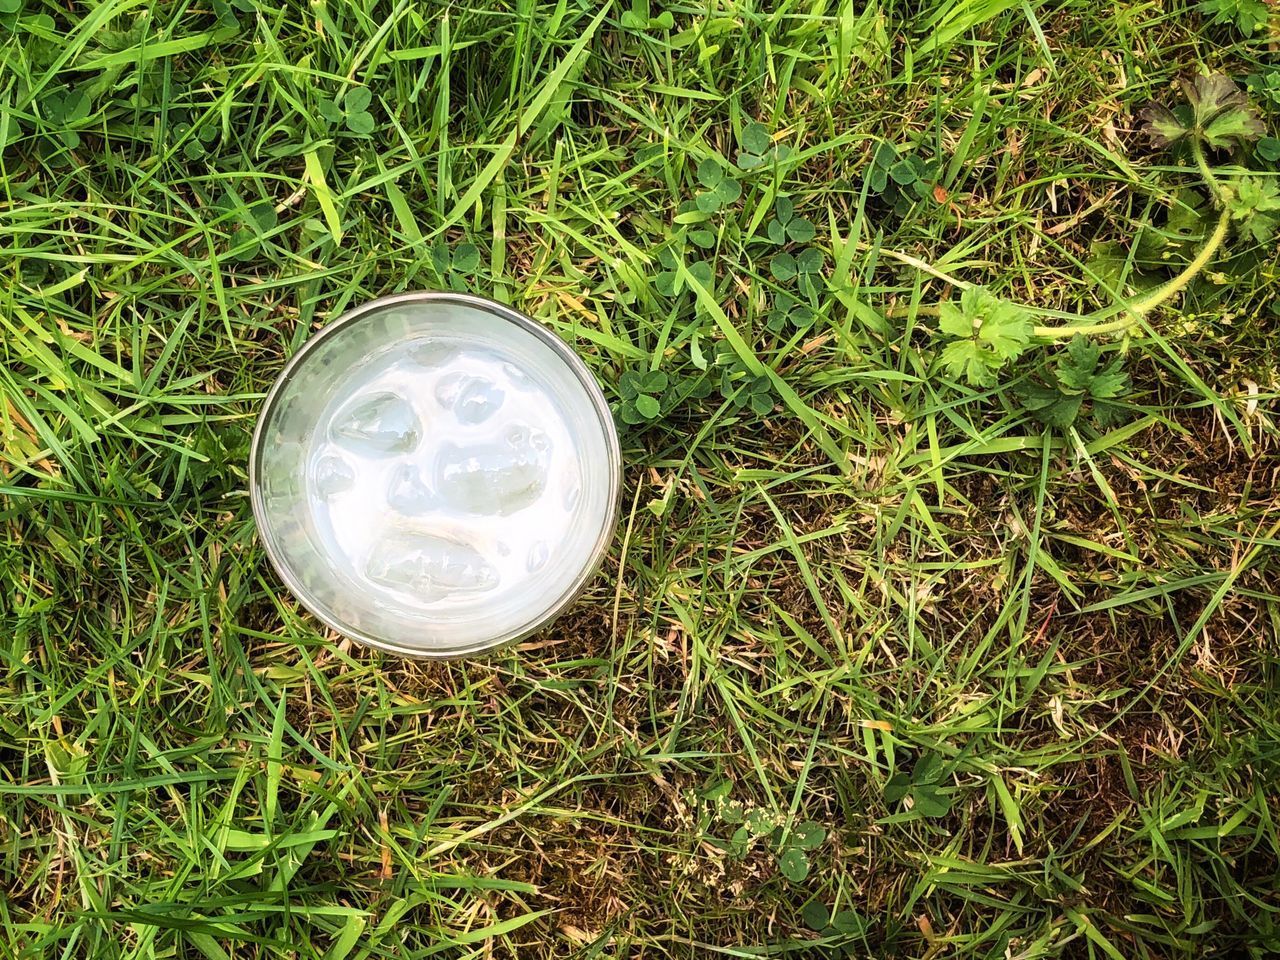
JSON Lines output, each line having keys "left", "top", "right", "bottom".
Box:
{"left": 3, "top": 0, "right": 1280, "bottom": 956}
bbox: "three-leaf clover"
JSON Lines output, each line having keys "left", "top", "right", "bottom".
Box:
{"left": 1140, "top": 73, "right": 1265, "bottom": 150}
{"left": 212, "top": 0, "right": 255, "bottom": 36}
{"left": 318, "top": 87, "right": 376, "bottom": 135}
{"left": 430, "top": 241, "right": 482, "bottom": 291}
{"left": 719, "top": 361, "right": 775, "bottom": 416}
{"left": 220, "top": 189, "right": 279, "bottom": 260}
{"left": 173, "top": 116, "right": 218, "bottom": 159}
{"left": 767, "top": 196, "right": 815, "bottom": 244}
{"left": 884, "top": 752, "right": 953, "bottom": 819}
{"left": 935, "top": 287, "right": 1033, "bottom": 387}
{"left": 654, "top": 247, "right": 713, "bottom": 297}
{"left": 771, "top": 246, "right": 824, "bottom": 282}
{"left": 802, "top": 901, "right": 867, "bottom": 956}
{"left": 775, "top": 820, "right": 825, "bottom": 882}
{"left": 1224, "top": 176, "right": 1280, "bottom": 242}
{"left": 767, "top": 293, "right": 817, "bottom": 332}
{"left": 620, "top": 0, "right": 674, "bottom": 31}
{"left": 42, "top": 87, "right": 91, "bottom": 148}
{"left": 737, "top": 121, "right": 792, "bottom": 170}
{"left": 695, "top": 158, "right": 742, "bottom": 213}
{"left": 1018, "top": 337, "right": 1130, "bottom": 429}
{"left": 618, "top": 370, "right": 669, "bottom": 424}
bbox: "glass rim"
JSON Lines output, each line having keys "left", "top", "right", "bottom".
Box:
{"left": 249, "top": 291, "right": 623, "bottom": 659}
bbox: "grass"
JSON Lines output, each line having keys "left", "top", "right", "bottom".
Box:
{"left": 1, "top": 0, "right": 1279, "bottom": 957}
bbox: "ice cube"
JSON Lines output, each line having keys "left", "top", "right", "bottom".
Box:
{"left": 455, "top": 377, "right": 504, "bottom": 424}
{"left": 526, "top": 540, "right": 549, "bottom": 573}
{"left": 313, "top": 454, "right": 355, "bottom": 499}
{"left": 435, "top": 372, "right": 505, "bottom": 424}
{"left": 502, "top": 362, "right": 536, "bottom": 390}
{"left": 330, "top": 391, "right": 420, "bottom": 455}
{"left": 409, "top": 340, "right": 459, "bottom": 369}
{"left": 435, "top": 425, "right": 551, "bottom": 516}
{"left": 387, "top": 464, "right": 434, "bottom": 514}
{"left": 562, "top": 480, "right": 582, "bottom": 512}
{"left": 366, "top": 533, "right": 499, "bottom": 601}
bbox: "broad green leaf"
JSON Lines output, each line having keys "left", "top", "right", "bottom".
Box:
{"left": 740, "top": 121, "right": 771, "bottom": 155}
{"left": 344, "top": 86, "right": 372, "bottom": 112}
{"left": 345, "top": 110, "right": 375, "bottom": 135}
{"left": 940, "top": 340, "right": 995, "bottom": 386}
{"left": 777, "top": 847, "right": 810, "bottom": 882}
{"left": 714, "top": 176, "right": 741, "bottom": 204}
{"left": 634, "top": 394, "right": 661, "bottom": 419}
{"left": 796, "top": 247, "right": 824, "bottom": 274}
{"left": 1227, "top": 176, "right": 1280, "bottom": 241}
{"left": 831, "top": 909, "right": 865, "bottom": 934}
{"left": 791, "top": 820, "right": 825, "bottom": 851}
{"left": 787, "top": 218, "right": 815, "bottom": 243}
{"left": 884, "top": 771, "right": 911, "bottom": 804}
{"left": 317, "top": 98, "right": 343, "bottom": 124}
{"left": 802, "top": 900, "right": 830, "bottom": 930}
{"left": 1183, "top": 73, "right": 1265, "bottom": 148}
{"left": 639, "top": 370, "right": 669, "bottom": 392}
{"left": 452, "top": 243, "right": 481, "bottom": 272}
{"left": 1139, "top": 104, "right": 1187, "bottom": 147}
{"left": 937, "top": 300, "right": 972, "bottom": 338}
{"left": 620, "top": 400, "right": 647, "bottom": 424}
{"left": 688, "top": 260, "right": 713, "bottom": 288}
{"left": 912, "top": 784, "right": 952, "bottom": 818}
{"left": 696, "top": 157, "right": 723, "bottom": 186}
{"left": 770, "top": 253, "right": 797, "bottom": 281}
{"left": 889, "top": 159, "right": 917, "bottom": 184}
{"left": 911, "top": 751, "right": 943, "bottom": 785}
{"left": 619, "top": 371, "right": 643, "bottom": 399}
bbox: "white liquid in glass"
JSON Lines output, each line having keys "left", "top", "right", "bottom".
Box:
{"left": 307, "top": 342, "right": 582, "bottom": 611}
{"left": 254, "top": 299, "right": 616, "bottom": 656}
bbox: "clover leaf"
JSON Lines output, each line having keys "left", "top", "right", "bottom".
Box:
{"left": 885, "top": 751, "right": 953, "bottom": 818}
{"left": 694, "top": 157, "right": 741, "bottom": 212}
{"left": 767, "top": 195, "right": 815, "bottom": 244}
{"left": 430, "top": 240, "right": 482, "bottom": 291}
{"left": 619, "top": 370, "right": 669, "bottom": 424}
{"left": 737, "top": 121, "right": 792, "bottom": 170}
{"left": 655, "top": 247, "right": 713, "bottom": 297}
{"left": 719, "top": 362, "right": 775, "bottom": 416}
{"left": 319, "top": 87, "right": 375, "bottom": 135}
{"left": 620, "top": 0, "right": 674, "bottom": 31}
{"left": 767, "top": 293, "right": 817, "bottom": 332}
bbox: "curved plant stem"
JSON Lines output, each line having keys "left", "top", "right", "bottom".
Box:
{"left": 1190, "top": 138, "right": 1225, "bottom": 204}
{"left": 1030, "top": 205, "right": 1231, "bottom": 339}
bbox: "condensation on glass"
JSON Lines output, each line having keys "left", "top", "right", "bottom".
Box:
{"left": 251, "top": 293, "right": 621, "bottom": 658}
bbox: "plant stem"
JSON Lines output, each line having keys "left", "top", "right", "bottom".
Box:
{"left": 1030, "top": 206, "right": 1230, "bottom": 339}
{"left": 1190, "top": 138, "right": 1225, "bottom": 205}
